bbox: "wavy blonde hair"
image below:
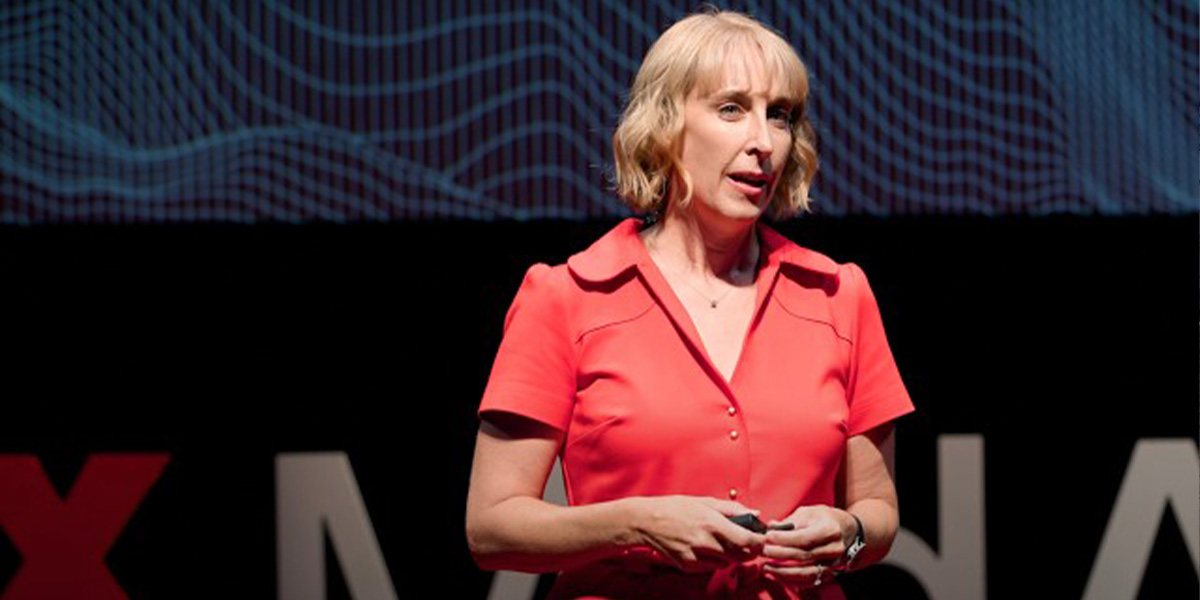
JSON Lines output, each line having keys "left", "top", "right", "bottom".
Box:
{"left": 612, "top": 10, "right": 817, "bottom": 219}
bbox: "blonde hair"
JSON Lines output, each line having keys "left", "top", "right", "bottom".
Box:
{"left": 611, "top": 10, "right": 817, "bottom": 219}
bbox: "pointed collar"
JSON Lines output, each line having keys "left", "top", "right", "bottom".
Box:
{"left": 567, "top": 217, "right": 839, "bottom": 283}
{"left": 757, "top": 222, "right": 840, "bottom": 276}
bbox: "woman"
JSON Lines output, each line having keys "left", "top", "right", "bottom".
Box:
{"left": 466, "top": 10, "right": 913, "bottom": 600}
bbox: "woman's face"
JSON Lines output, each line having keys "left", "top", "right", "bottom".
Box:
{"left": 677, "top": 49, "right": 795, "bottom": 225}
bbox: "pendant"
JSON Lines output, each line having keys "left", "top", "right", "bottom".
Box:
{"left": 710, "top": 301, "right": 718, "bottom": 308}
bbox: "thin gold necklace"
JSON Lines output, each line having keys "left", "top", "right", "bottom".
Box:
{"left": 647, "top": 237, "right": 752, "bottom": 309}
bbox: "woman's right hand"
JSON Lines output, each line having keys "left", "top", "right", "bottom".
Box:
{"left": 624, "top": 495, "right": 766, "bottom": 572}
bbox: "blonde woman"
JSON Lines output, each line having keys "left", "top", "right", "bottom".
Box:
{"left": 467, "top": 9, "right": 913, "bottom": 599}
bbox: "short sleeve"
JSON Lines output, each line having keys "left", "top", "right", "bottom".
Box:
{"left": 843, "top": 263, "right": 915, "bottom": 436}
{"left": 478, "top": 263, "right": 577, "bottom": 431}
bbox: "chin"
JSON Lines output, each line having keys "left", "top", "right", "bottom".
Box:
{"left": 714, "top": 206, "right": 766, "bottom": 225}
{"left": 724, "top": 197, "right": 770, "bottom": 221}
{"left": 690, "top": 192, "right": 768, "bottom": 225}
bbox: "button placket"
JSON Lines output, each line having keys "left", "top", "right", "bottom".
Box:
{"left": 724, "top": 400, "right": 747, "bottom": 505}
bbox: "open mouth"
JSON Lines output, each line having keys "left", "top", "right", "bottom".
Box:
{"left": 728, "top": 172, "right": 771, "bottom": 192}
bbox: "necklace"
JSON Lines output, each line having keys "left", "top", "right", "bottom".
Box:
{"left": 647, "top": 239, "right": 748, "bottom": 309}
{"left": 668, "top": 262, "right": 735, "bottom": 308}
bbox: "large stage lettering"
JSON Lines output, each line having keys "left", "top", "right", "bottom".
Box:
{"left": 486, "top": 437, "right": 1200, "bottom": 600}
{"left": 280, "top": 437, "right": 1197, "bottom": 600}
{"left": 1082, "top": 440, "right": 1200, "bottom": 600}
{"left": 0, "top": 439, "right": 1194, "bottom": 599}
{"left": 0, "top": 454, "right": 171, "bottom": 600}
{"left": 277, "top": 454, "right": 398, "bottom": 600}
{"left": 884, "top": 436, "right": 986, "bottom": 600}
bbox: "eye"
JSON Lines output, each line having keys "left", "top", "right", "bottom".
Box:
{"left": 718, "top": 103, "right": 743, "bottom": 117}
{"left": 768, "top": 106, "right": 795, "bottom": 126}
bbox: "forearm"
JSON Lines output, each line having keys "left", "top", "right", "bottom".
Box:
{"left": 843, "top": 497, "right": 899, "bottom": 570}
{"left": 468, "top": 496, "right": 640, "bottom": 573}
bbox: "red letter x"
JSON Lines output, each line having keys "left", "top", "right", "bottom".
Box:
{"left": 0, "top": 454, "right": 169, "bottom": 600}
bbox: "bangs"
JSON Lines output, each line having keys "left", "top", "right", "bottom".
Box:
{"left": 689, "top": 29, "right": 807, "bottom": 103}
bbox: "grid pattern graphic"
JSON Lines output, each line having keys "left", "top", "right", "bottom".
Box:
{"left": 0, "top": 1, "right": 1195, "bottom": 223}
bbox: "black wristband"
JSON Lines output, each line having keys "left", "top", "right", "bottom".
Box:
{"left": 833, "top": 513, "right": 866, "bottom": 572}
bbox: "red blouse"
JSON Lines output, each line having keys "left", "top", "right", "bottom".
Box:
{"left": 480, "top": 218, "right": 914, "bottom": 600}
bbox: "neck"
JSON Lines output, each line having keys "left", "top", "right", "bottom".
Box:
{"left": 645, "top": 204, "right": 759, "bottom": 281}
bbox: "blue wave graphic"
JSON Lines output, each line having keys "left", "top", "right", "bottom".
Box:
{"left": 0, "top": 0, "right": 1194, "bottom": 223}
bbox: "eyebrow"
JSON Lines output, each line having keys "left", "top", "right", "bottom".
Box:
{"left": 710, "top": 87, "right": 797, "bottom": 107}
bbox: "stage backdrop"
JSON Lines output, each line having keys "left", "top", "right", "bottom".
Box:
{"left": 0, "top": 2, "right": 1196, "bottom": 600}
{"left": 0, "top": 1, "right": 1195, "bottom": 221}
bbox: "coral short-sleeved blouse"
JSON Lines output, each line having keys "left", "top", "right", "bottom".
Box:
{"left": 479, "top": 218, "right": 914, "bottom": 600}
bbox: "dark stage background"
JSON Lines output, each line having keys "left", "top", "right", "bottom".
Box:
{"left": 2, "top": 216, "right": 1196, "bottom": 600}
{"left": 0, "top": 2, "right": 1197, "bottom": 600}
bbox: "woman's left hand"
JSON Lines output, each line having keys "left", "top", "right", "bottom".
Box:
{"left": 760, "top": 505, "right": 857, "bottom": 588}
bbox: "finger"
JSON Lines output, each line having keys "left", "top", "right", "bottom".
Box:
{"left": 696, "top": 542, "right": 743, "bottom": 565}
{"left": 715, "top": 530, "right": 766, "bottom": 559}
{"left": 643, "top": 536, "right": 724, "bottom": 571}
{"left": 761, "top": 543, "right": 816, "bottom": 564}
{"left": 671, "top": 547, "right": 700, "bottom": 571}
{"left": 762, "top": 562, "right": 819, "bottom": 577}
{"left": 778, "top": 506, "right": 819, "bottom": 528}
{"left": 779, "top": 505, "right": 842, "bottom": 531}
{"left": 763, "top": 542, "right": 843, "bottom": 565}
{"left": 800, "top": 539, "right": 847, "bottom": 562}
{"left": 704, "top": 499, "right": 759, "bottom": 517}
{"left": 712, "top": 518, "right": 768, "bottom": 550}
{"left": 764, "top": 525, "right": 840, "bottom": 549}
{"left": 682, "top": 538, "right": 743, "bottom": 572}
{"left": 762, "top": 562, "right": 827, "bottom": 586}
{"left": 641, "top": 541, "right": 686, "bottom": 572}
{"left": 694, "top": 533, "right": 737, "bottom": 557}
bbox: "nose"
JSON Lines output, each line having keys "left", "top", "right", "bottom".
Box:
{"left": 747, "top": 111, "right": 773, "bottom": 160}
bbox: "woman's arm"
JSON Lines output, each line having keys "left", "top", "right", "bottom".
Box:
{"left": 466, "top": 415, "right": 633, "bottom": 572}
{"left": 839, "top": 421, "right": 900, "bottom": 569}
{"left": 761, "top": 422, "right": 900, "bottom": 584}
{"left": 465, "top": 413, "right": 766, "bottom": 573}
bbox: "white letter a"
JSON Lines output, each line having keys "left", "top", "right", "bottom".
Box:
{"left": 1082, "top": 439, "right": 1200, "bottom": 600}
